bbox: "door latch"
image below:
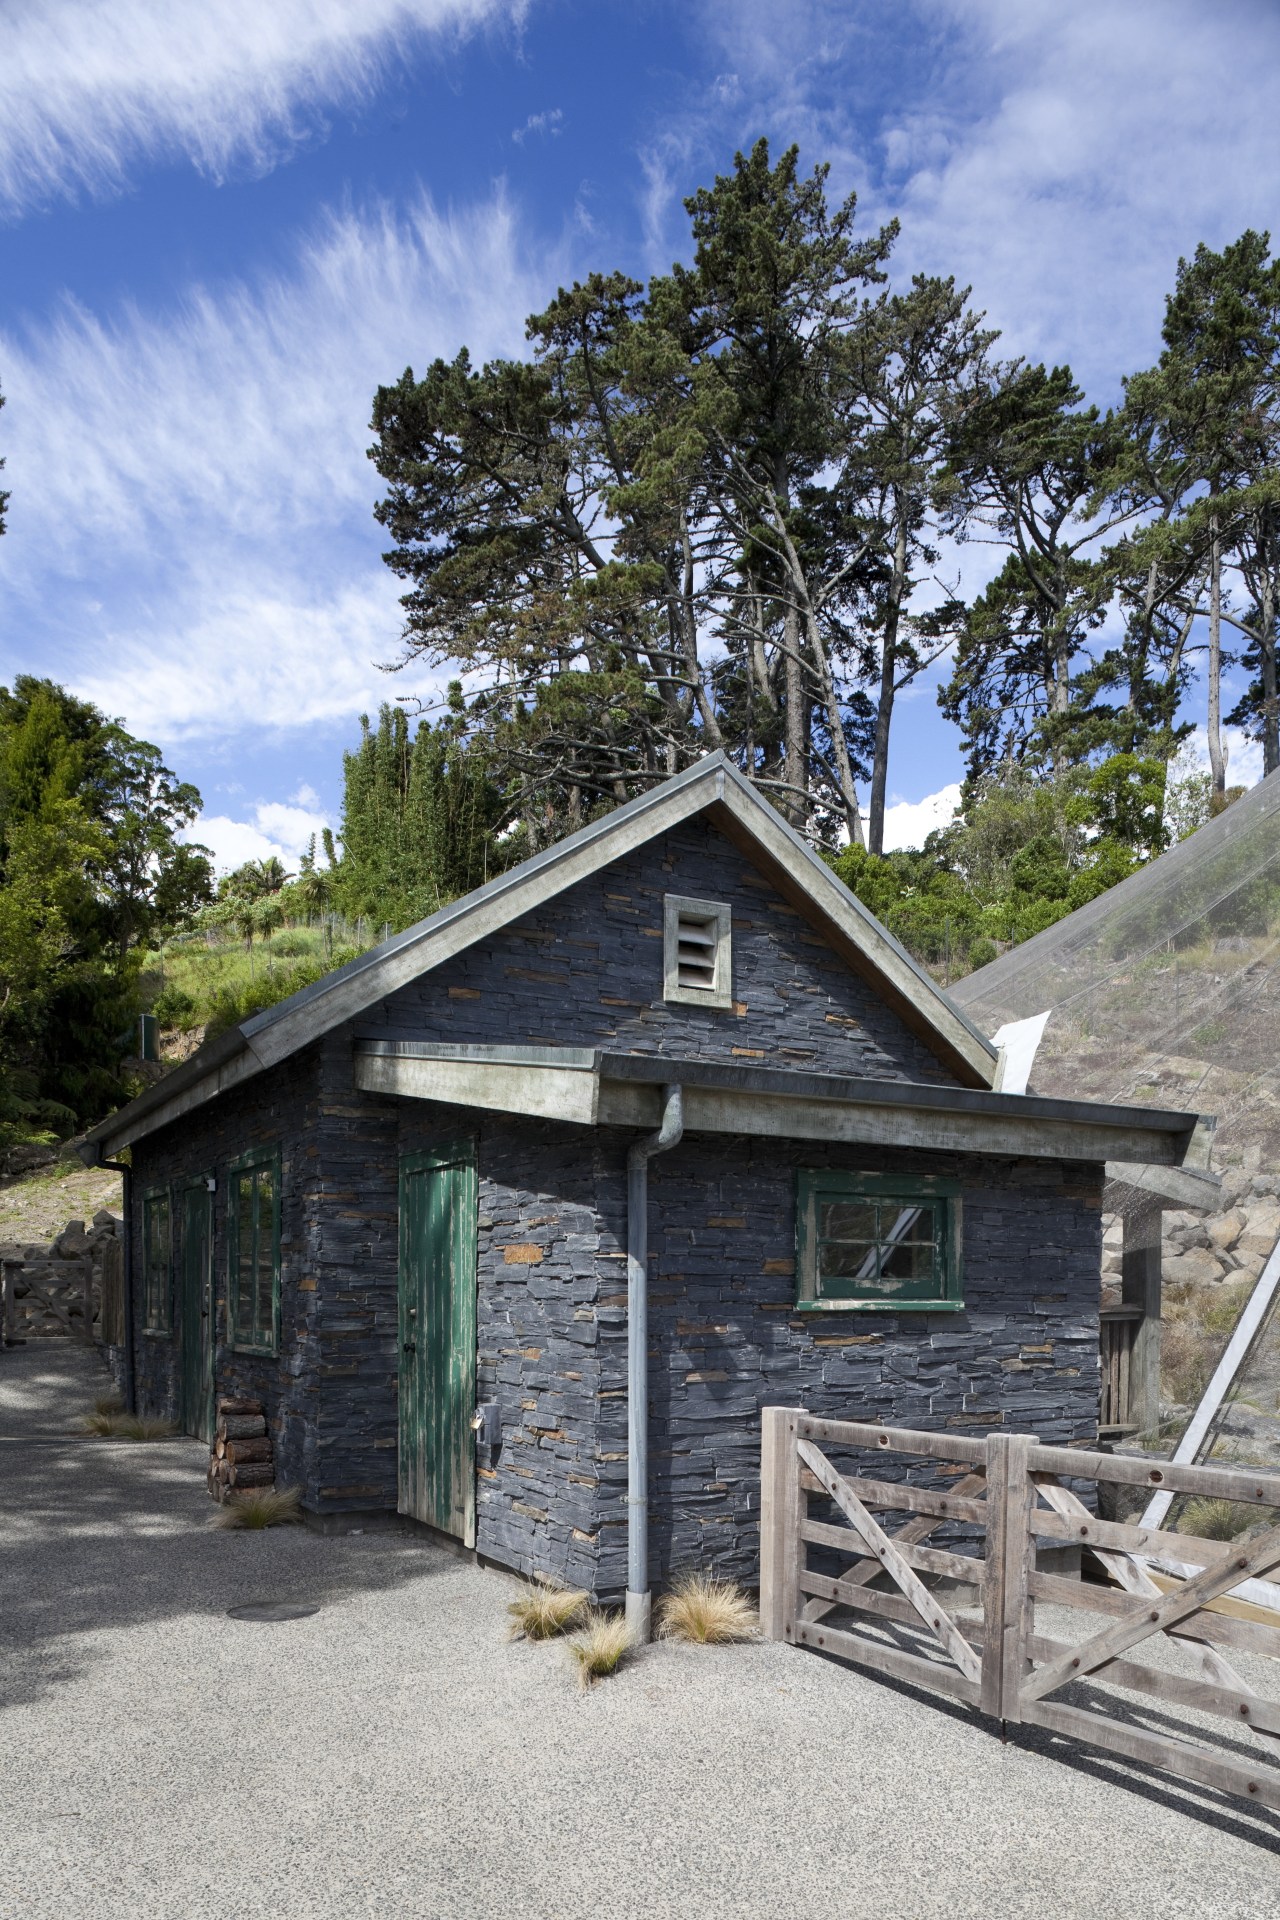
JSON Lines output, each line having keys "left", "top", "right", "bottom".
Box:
{"left": 402, "top": 1340, "right": 417, "bottom": 1354}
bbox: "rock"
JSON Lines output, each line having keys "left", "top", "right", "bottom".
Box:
{"left": 1237, "top": 1203, "right": 1280, "bottom": 1262}
{"left": 1, "top": 1142, "right": 56, "bottom": 1178}
{"left": 91, "top": 1210, "right": 119, "bottom": 1231}
{"left": 1207, "top": 1209, "right": 1246, "bottom": 1252}
{"left": 1164, "top": 1209, "right": 1200, "bottom": 1235}
{"left": 1250, "top": 1174, "right": 1280, "bottom": 1199}
{"left": 1164, "top": 1247, "right": 1228, "bottom": 1288}
{"left": 50, "top": 1219, "right": 91, "bottom": 1259}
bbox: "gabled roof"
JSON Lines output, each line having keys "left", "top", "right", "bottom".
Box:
{"left": 84, "top": 752, "right": 998, "bottom": 1159}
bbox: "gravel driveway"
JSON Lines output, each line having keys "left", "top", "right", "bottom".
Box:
{"left": 2, "top": 1343, "right": 1275, "bottom": 1919}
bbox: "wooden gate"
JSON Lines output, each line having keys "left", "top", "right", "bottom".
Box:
{"left": 761, "top": 1410, "right": 1280, "bottom": 1810}
{"left": 397, "top": 1143, "right": 477, "bottom": 1545}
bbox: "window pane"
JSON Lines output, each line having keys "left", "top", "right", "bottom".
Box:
{"left": 819, "top": 1240, "right": 879, "bottom": 1279}
{"left": 254, "top": 1164, "right": 275, "bottom": 1342}
{"left": 819, "top": 1201, "right": 879, "bottom": 1244}
{"left": 236, "top": 1172, "right": 254, "bottom": 1339}
{"left": 879, "top": 1206, "right": 937, "bottom": 1282}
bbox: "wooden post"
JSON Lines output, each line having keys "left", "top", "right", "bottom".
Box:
{"left": 1122, "top": 1200, "right": 1162, "bottom": 1436}
{"left": 83, "top": 1260, "right": 95, "bottom": 1344}
{"left": 1, "top": 1259, "right": 14, "bottom": 1346}
{"left": 981, "top": 1430, "right": 1035, "bottom": 1722}
{"left": 760, "top": 1406, "right": 804, "bottom": 1642}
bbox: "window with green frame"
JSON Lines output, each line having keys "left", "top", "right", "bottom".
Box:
{"left": 142, "top": 1188, "right": 172, "bottom": 1332}
{"left": 796, "top": 1172, "right": 962, "bottom": 1311}
{"left": 228, "top": 1149, "right": 280, "bottom": 1354}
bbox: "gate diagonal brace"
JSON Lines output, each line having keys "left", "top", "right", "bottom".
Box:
{"left": 1023, "top": 1521, "right": 1280, "bottom": 1705}
{"left": 1033, "top": 1474, "right": 1280, "bottom": 1748}
{"left": 801, "top": 1468, "right": 988, "bottom": 1627}
{"left": 796, "top": 1438, "right": 981, "bottom": 1686}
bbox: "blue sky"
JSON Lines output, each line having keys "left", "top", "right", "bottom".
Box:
{"left": 2, "top": 0, "right": 1278, "bottom": 870}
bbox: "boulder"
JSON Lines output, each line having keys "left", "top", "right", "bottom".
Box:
{"left": 1164, "top": 1247, "right": 1228, "bottom": 1288}
{"left": 91, "top": 1209, "right": 119, "bottom": 1231}
{"left": 1237, "top": 1203, "right": 1280, "bottom": 1262}
{"left": 50, "top": 1219, "right": 92, "bottom": 1259}
{"left": 1, "top": 1142, "right": 56, "bottom": 1178}
{"left": 1207, "top": 1209, "right": 1246, "bottom": 1252}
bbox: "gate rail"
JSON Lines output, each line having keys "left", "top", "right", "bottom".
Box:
{"left": 761, "top": 1410, "right": 1280, "bottom": 1810}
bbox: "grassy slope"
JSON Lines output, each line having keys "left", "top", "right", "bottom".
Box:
{"left": 0, "top": 1158, "right": 123, "bottom": 1245}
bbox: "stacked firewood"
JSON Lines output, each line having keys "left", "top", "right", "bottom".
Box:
{"left": 207, "top": 1397, "right": 274, "bottom": 1503}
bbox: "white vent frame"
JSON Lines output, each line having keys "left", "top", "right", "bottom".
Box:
{"left": 663, "top": 894, "right": 732, "bottom": 1009}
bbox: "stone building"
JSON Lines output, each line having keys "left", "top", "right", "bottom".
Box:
{"left": 82, "top": 754, "right": 1206, "bottom": 1633}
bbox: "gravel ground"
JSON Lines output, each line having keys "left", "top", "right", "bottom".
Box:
{"left": 2, "top": 1343, "right": 1278, "bottom": 1920}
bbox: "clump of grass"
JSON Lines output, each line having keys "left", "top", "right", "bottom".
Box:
{"left": 94, "top": 1393, "right": 124, "bottom": 1416}
{"left": 657, "top": 1571, "right": 757, "bottom": 1644}
{"left": 1180, "top": 1496, "right": 1273, "bottom": 1542}
{"left": 211, "top": 1486, "right": 302, "bottom": 1530}
{"left": 507, "top": 1575, "right": 590, "bottom": 1641}
{"left": 567, "top": 1610, "right": 632, "bottom": 1689}
{"left": 81, "top": 1410, "right": 176, "bottom": 1440}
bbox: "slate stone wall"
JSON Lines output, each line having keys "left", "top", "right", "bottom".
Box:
{"left": 363, "top": 817, "right": 959, "bottom": 1086}
{"left": 601, "top": 1134, "right": 1104, "bottom": 1597}
{"left": 127, "top": 1043, "right": 327, "bottom": 1492}
{"left": 390, "top": 1105, "right": 1103, "bottom": 1602}
{"left": 129, "top": 1061, "right": 1103, "bottom": 1589}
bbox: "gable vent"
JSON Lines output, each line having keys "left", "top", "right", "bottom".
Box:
{"left": 663, "top": 894, "right": 732, "bottom": 1008}
{"left": 676, "top": 912, "right": 718, "bottom": 989}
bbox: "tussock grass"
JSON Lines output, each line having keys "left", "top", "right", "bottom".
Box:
{"left": 507, "top": 1576, "right": 590, "bottom": 1641}
{"left": 211, "top": 1486, "right": 302, "bottom": 1530}
{"left": 93, "top": 1393, "right": 124, "bottom": 1416}
{"left": 1179, "top": 1496, "right": 1271, "bottom": 1542}
{"left": 82, "top": 1410, "right": 176, "bottom": 1440}
{"left": 657, "top": 1571, "right": 757, "bottom": 1644}
{"left": 567, "top": 1610, "right": 632, "bottom": 1689}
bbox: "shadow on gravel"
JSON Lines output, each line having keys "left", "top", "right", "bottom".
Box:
{"left": 808, "top": 1625, "right": 1280, "bottom": 1855}
{"left": 0, "top": 1345, "right": 457, "bottom": 1713}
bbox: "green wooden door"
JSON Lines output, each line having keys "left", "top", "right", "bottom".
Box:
{"left": 398, "top": 1145, "right": 477, "bottom": 1544}
{"left": 178, "top": 1182, "right": 213, "bottom": 1443}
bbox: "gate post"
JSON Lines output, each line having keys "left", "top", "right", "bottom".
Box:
{"left": 981, "top": 1430, "right": 1034, "bottom": 1722}
{"left": 760, "top": 1406, "right": 804, "bottom": 1642}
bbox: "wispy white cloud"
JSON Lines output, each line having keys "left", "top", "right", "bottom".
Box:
{"left": 512, "top": 107, "right": 563, "bottom": 144}
{"left": 685, "top": 0, "right": 1280, "bottom": 392}
{"left": 192, "top": 796, "right": 333, "bottom": 876}
{"left": 0, "top": 0, "right": 521, "bottom": 214}
{"left": 0, "top": 189, "right": 557, "bottom": 743}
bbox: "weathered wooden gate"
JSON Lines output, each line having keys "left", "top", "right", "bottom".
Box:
{"left": 397, "top": 1143, "right": 477, "bottom": 1545}
{"left": 761, "top": 1410, "right": 1280, "bottom": 1809}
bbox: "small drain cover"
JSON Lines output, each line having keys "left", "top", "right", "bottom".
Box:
{"left": 227, "top": 1601, "right": 320, "bottom": 1623}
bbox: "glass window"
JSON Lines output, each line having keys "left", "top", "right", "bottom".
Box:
{"left": 142, "top": 1189, "right": 171, "bottom": 1332}
{"left": 229, "top": 1151, "right": 280, "bottom": 1353}
{"left": 796, "top": 1173, "right": 961, "bottom": 1311}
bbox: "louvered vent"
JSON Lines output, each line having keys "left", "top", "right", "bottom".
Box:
{"left": 676, "top": 912, "right": 718, "bottom": 990}
{"left": 663, "top": 894, "right": 731, "bottom": 1007}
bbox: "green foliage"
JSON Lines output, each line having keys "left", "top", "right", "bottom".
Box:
{"left": 332, "top": 696, "right": 505, "bottom": 932}
{"left": 0, "top": 678, "right": 212, "bottom": 1143}
{"left": 828, "top": 757, "right": 1157, "bottom": 978}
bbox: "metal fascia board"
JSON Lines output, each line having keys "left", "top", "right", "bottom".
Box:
{"left": 593, "top": 1050, "right": 1196, "bottom": 1138}
{"left": 670, "top": 1083, "right": 1184, "bottom": 1166}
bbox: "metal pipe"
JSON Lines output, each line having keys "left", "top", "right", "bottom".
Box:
{"left": 98, "top": 1157, "right": 135, "bottom": 1414}
{"left": 625, "top": 1084, "right": 683, "bottom": 1643}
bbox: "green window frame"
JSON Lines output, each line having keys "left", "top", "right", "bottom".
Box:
{"left": 796, "top": 1171, "right": 963, "bottom": 1313}
{"left": 227, "top": 1148, "right": 281, "bottom": 1355}
{"left": 141, "top": 1187, "right": 172, "bottom": 1333}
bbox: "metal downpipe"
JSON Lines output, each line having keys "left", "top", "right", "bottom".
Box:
{"left": 625, "top": 1083, "right": 683, "bottom": 1644}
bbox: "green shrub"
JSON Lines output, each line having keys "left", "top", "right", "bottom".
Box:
{"left": 151, "top": 985, "right": 197, "bottom": 1028}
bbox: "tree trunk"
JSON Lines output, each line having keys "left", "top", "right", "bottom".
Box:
{"left": 868, "top": 514, "right": 909, "bottom": 856}
{"left": 1208, "top": 515, "right": 1226, "bottom": 795}
{"left": 1261, "top": 570, "right": 1279, "bottom": 777}
{"left": 783, "top": 602, "right": 807, "bottom": 829}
